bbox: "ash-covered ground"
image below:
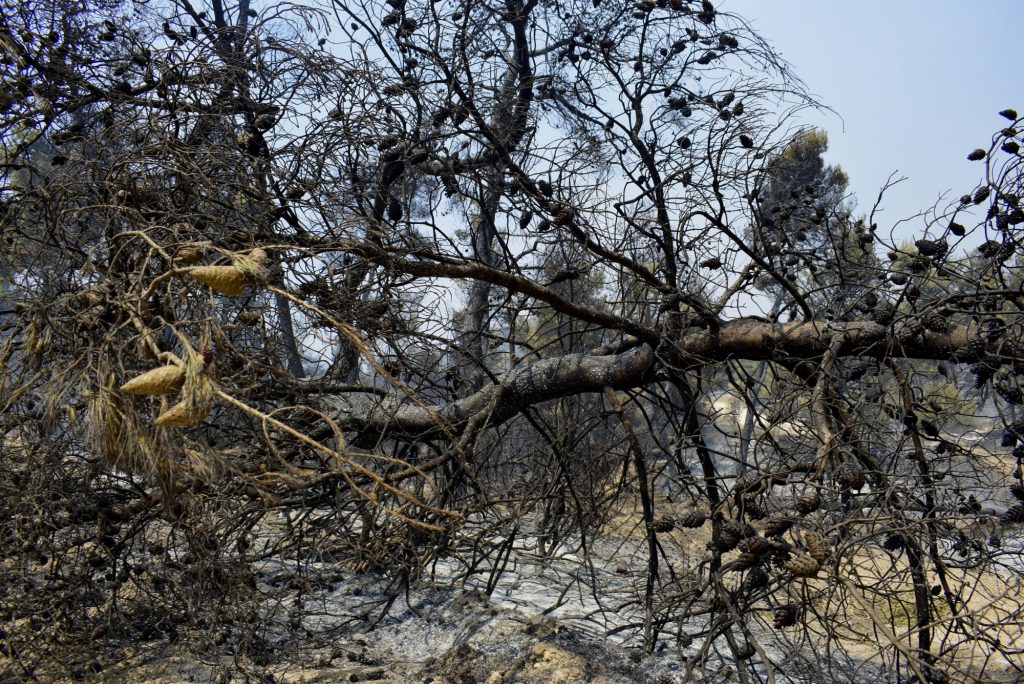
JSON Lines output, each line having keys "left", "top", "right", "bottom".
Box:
{"left": 104, "top": 529, "right": 896, "bottom": 684}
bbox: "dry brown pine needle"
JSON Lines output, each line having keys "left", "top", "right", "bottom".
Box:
{"left": 155, "top": 401, "right": 211, "bottom": 427}
{"left": 120, "top": 365, "right": 185, "bottom": 395}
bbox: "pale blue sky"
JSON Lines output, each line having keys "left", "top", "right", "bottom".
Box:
{"left": 723, "top": 0, "right": 1021, "bottom": 242}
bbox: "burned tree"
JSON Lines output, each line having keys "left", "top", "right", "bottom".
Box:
{"left": 1, "top": 0, "right": 1023, "bottom": 681}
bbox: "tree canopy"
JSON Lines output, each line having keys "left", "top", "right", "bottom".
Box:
{"left": 1, "top": 0, "right": 1023, "bottom": 681}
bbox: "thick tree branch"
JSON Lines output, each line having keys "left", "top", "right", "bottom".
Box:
{"left": 323, "top": 319, "right": 1004, "bottom": 438}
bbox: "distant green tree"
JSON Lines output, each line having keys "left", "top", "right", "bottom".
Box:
{"left": 753, "top": 129, "right": 880, "bottom": 320}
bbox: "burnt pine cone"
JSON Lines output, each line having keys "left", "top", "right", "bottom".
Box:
{"left": 1000, "top": 505, "right": 1024, "bottom": 526}
{"left": 724, "top": 552, "right": 759, "bottom": 572}
{"left": 553, "top": 204, "right": 576, "bottom": 226}
{"left": 804, "top": 531, "right": 829, "bottom": 564}
{"left": 882, "top": 533, "right": 905, "bottom": 552}
{"left": 700, "top": 256, "right": 722, "bottom": 269}
{"left": 838, "top": 467, "right": 866, "bottom": 491}
{"left": 915, "top": 238, "right": 948, "bottom": 258}
{"left": 785, "top": 552, "right": 820, "bottom": 577}
{"left": 923, "top": 314, "right": 948, "bottom": 334}
{"left": 742, "top": 498, "right": 767, "bottom": 520}
{"left": 737, "top": 536, "right": 775, "bottom": 555}
{"left": 742, "top": 567, "right": 770, "bottom": 593}
{"left": 795, "top": 490, "right": 821, "bottom": 515}
{"left": 768, "top": 547, "right": 793, "bottom": 569}
{"left": 714, "top": 523, "right": 743, "bottom": 552}
{"left": 737, "top": 522, "right": 756, "bottom": 537}
{"left": 763, "top": 517, "right": 794, "bottom": 538}
{"left": 1010, "top": 482, "right": 1024, "bottom": 502}
{"left": 679, "top": 510, "right": 707, "bottom": 528}
{"left": 772, "top": 603, "right": 800, "bottom": 628}
{"left": 649, "top": 517, "right": 675, "bottom": 534}
{"left": 871, "top": 300, "right": 896, "bottom": 325}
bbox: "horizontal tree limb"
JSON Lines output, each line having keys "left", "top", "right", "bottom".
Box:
{"left": 321, "top": 319, "right": 1003, "bottom": 439}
